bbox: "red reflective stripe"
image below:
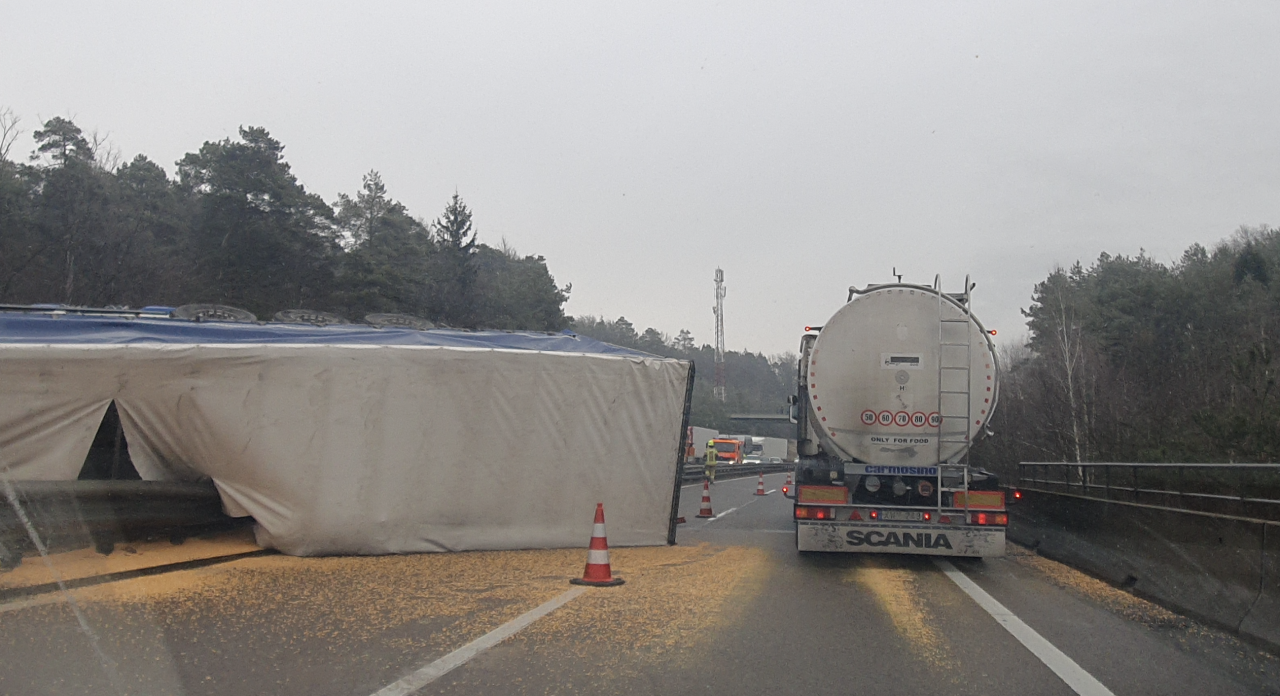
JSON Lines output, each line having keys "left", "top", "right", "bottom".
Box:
{"left": 581, "top": 563, "right": 613, "bottom": 582}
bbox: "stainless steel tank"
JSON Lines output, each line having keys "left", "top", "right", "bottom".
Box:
{"left": 806, "top": 283, "right": 998, "bottom": 467}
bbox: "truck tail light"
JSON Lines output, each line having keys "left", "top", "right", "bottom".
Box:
{"left": 970, "top": 512, "right": 1008, "bottom": 526}
{"left": 922, "top": 512, "right": 932, "bottom": 521}
{"left": 869, "top": 509, "right": 879, "bottom": 520}
{"left": 795, "top": 506, "right": 834, "bottom": 520}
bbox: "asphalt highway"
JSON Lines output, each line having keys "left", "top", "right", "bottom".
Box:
{"left": 2, "top": 473, "right": 1276, "bottom": 695}
{"left": 430, "top": 474, "right": 1278, "bottom": 695}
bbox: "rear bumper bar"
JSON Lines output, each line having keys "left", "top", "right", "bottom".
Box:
{"left": 796, "top": 521, "right": 1005, "bottom": 557}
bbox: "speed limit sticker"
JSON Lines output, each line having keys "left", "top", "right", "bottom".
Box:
{"left": 877, "top": 411, "right": 894, "bottom": 426}
{"left": 911, "top": 412, "right": 927, "bottom": 427}
{"left": 927, "top": 412, "right": 942, "bottom": 427}
{"left": 894, "top": 411, "right": 910, "bottom": 426}
{"left": 860, "top": 410, "right": 877, "bottom": 425}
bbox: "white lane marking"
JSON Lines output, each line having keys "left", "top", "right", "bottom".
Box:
{"left": 935, "top": 559, "right": 1115, "bottom": 696}
{"left": 371, "top": 587, "right": 586, "bottom": 696}
{"left": 700, "top": 482, "right": 784, "bottom": 525}
{"left": 705, "top": 506, "right": 739, "bottom": 523}
{"left": 765, "top": 489, "right": 777, "bottom": 494}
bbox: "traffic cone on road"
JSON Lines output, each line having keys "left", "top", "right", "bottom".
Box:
{"left": 755, "top": 473, "right": 767, "bottom": 496}
{"left": 785, "top": 471, "right": 793, "bottom": 487}
{"left": 696, "top": 480, "right": 714, "bottom": 518}
{"left": 571, "top": 503, "right": 624, "bottom": 587}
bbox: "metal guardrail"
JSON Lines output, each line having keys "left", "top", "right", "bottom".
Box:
{"left": 1, "top": 480, "right": 235, "bottom": 568}
{"left": 681, "top": 461, "right": 792, "bottom": 484}
{"left": 1017, "top": 462, "right": 1280, "bottom": 522}
{"left": 0, "top": 462, "right": 791, "bottom": 568}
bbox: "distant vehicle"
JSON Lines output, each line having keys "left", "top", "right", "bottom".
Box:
{"left": 710, "top": 438, "right": 744, "bottom": 465}
{"left": 788, "top": 276, "right": 1006, "bottom": 558}
{"left": 743, "top": 456, "right": 763, "bottom": 466}
{"left": 768, "top": 457, "right": 783, "bottom": 465}
{"left": 755, "top": 437, "right": 787, "bottom": 461}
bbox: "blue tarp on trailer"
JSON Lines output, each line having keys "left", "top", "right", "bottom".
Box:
{"left": 0, "top": 311, "right": 649, "bottom": 357}
{"left": 0, "top": 309, "right": 690, "bottom": 555}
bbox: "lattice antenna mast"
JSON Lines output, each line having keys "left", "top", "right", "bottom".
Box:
{"left": 713, "top": 267, "right": 727, "bottom": 402}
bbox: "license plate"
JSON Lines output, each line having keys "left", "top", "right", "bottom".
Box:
{"left": 880, "top": 510, "right": 924, "bottom": 522}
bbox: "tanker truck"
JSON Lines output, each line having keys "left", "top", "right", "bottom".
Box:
{"left": 788, "top": 277, "right": 1007, "bottom": 557}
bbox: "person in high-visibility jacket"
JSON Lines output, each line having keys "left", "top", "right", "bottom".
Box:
{"left": 704, "top": 439, "right": 717, "bottom": 483}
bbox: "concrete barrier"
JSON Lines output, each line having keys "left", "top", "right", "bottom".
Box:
{"left": 1239, "top": 523, "right": 1279, "bottom": 649}
{"left": 1010, "top": 489, "right": 1277, "bottom": 652}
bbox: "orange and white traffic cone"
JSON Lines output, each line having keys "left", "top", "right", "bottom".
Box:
{"left": 696, "top": 480, "right": 714, "bottom": 518}
{"left": 785, "top": 471, "right": 793, "bottom": 487}
{"left": 571, "top": 503, "right": 624, "bottom": 587}
{"left": 755, "top": 473, "right": 767, "bottom": 496}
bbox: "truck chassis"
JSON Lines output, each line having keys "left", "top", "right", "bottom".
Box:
{"left": 797, "top": 518, "right": 1005, "bottom": 556}
{"left": 790, "top": 478, "right": 1008, "bottom": 557}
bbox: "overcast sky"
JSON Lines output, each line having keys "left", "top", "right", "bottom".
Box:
{"left": 6, "top": 2, "right": 1280, "bottom": 354}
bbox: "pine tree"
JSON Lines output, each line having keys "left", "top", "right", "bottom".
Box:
{"left": 430, "top": 193, "right": 478, "bottom": 326}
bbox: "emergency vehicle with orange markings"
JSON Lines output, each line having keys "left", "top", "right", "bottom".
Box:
{"left": 786, "top": 276, "right": 1007, "bottom": 557}
{"left": 709, "top": 437, "right": 745, "bottom": 465}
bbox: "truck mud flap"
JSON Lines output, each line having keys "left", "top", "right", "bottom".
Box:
{"left": 797, "top": 522, "right": 1005, "bottom": 557}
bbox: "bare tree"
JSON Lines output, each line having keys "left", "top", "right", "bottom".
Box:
{"left": 89, "top": 129, "right": 121, "bottom": 171}
{"left": 1042, "top": 275, "right": 1089, "bottom": 464}
{"left": 0, "top": 107, "right": 21, "bottom": 162}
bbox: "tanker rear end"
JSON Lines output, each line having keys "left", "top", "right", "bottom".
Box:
{"left": 789, "top": 277, "right": 1007, "bottom": 557}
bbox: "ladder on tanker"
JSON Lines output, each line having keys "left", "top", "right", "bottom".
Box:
{"left": 934, "top": 275, "right": 973, "bottom": 518}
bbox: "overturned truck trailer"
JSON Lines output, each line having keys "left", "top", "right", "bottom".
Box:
{"left": 0, "top": 310, "right": 692, "bottom": 556}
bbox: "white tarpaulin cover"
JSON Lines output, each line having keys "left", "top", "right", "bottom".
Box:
{"left": 0, "top": 313, "right": 691, "bottom": 555}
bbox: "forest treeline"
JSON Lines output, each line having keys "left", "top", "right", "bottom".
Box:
{"left": 975, "top": 226, "right": 1280, "bottom": 478}
{"left": 0, "top": 114, "right": 569, "bottom": 329}
{"left": 13, "top": 115, "right": 1274, "bottom": 459}
{"left": 0, "top": 112, "right": 793, "bottom": 431}
{"left": 570, "top": 316, "right": 797, "bottom": 437}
